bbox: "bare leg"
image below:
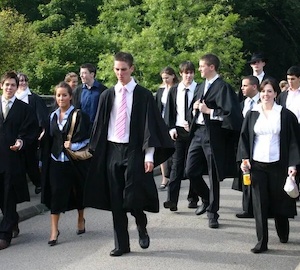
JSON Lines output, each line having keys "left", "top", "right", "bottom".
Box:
{"left": 77, "top": 209, "right": 85, "bottom": 231}
{"left": 160, "top": 162, "right": 169, "bottom": 185}
{"left": 50, "top": 214, "right": 60, "bottom": 240}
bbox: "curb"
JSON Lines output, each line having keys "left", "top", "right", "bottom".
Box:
{"left": 18, "top": 204, "right": 49, "bottom": 222}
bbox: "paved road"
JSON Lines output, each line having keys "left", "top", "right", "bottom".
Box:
{"left": 1, "top": 176, "right": 300, "bottom": 270}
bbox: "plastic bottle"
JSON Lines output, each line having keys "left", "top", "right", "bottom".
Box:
{"left": 243, "top": 160, "right": 251, "bottom": 186}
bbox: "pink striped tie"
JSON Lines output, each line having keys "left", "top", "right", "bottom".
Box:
{"left": 115, "top": 87, "right": 127, "bottom": 139}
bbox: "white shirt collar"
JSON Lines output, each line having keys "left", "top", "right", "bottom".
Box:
{"left": 178, "top": 80, "right": 197, "bottom": 92}
{"left": 115, "top": 77, "right": 137, "bottom": 93}
{"left": 254, "top": 102, "right": 282, "bottom": 113}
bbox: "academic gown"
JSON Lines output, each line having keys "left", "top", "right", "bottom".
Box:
{"left": 0, "top": 98, "right": 39, "bottom": 203}
{"left": 84, "top": 85, "right": 175, "bottom": 213}
{"left": 190, "top": 77, "right": 243, "bottom": 181}
{"left": 41, "top": 109, "right": 91, "bottom": 210}
{"left": 237, "top": 107, "right": 300, "bottom": 217}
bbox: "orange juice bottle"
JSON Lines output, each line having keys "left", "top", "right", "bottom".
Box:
{"left": 243, "top": 160, "right": 251, "bottom": 185}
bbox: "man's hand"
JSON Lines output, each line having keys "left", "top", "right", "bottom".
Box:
{"left": 199, "top": 101, "right": 211, "bottom": 115}
{"left": 288, "top": 166, "right": 297, "bottom": 176}
{"left": 193, "top": 99, "right": 200, "bottom": 110}
{"left": 10, "top": 139, "right": 23, "bottom": 151}
{"left": 145, "top": 161, "right": 154, "bottom": 173}
{"left": 169, "top": 129, "right": 177, "bottom": 141}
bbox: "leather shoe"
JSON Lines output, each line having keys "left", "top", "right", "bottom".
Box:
{"left": 163, "top": 201, "right": 178, "bottom": 211}
{"left": 138, "top": 227, "right": 150, "bottom": 249}
{"left": 0, "top": 239, "right": 10, "bottom": 250}
{"left": 208, "top": 218, "right": 219, "bottom": 229}
{"left": 110, "top": 248, "right": 130, "bottom": 256}
{"left": 280, "top": 237, "right": 288, "bottom": 243}
{"left": 250, "top": 246, "right": 268, "bottom": 254}
{"left": 235, "top": 212, "right": 254, "bottom": 218}
{"left": 12, "top": 224, "right": 20, "bottom": 238}
{"left": 188, "top": 201, "right": 198, "bottom": 209}
{"left": 195, "top": 202, "right": 209, "bottom": 216}
{"left": 35, "top": 186, "right": 42, "bottom": 195}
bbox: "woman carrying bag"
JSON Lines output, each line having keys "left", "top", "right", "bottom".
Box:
{"left": 237, "top": 79, "right": 300, "bottom": 253}
{"left": 41, "top": 81, "right": 91, "bottom": 246}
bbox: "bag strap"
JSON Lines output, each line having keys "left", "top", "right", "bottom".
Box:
{"left": 67, "top": 109, "right": 79, "bottom": 141}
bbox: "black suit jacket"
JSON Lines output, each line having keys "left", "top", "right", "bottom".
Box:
{"left": 0, "top": 97, "right": 39, "bottom": 202}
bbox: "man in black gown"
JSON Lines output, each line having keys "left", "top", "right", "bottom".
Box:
{"left": 84, "top": 52, "right": 174, "bottom": 256}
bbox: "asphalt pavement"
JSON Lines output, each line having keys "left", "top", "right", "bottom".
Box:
{"left": 1, "top": 173, "right": 300, "bottom": 270}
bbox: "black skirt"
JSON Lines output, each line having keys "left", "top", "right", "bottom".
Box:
{"left": 49, "top": 159, "right": 85, "bottom": 214}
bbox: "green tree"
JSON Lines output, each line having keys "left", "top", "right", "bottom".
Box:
{"left": 0, "top": 9, "right": 38, "bottom": 75}
{"left": 22, "top": 22, "right": 104, "bottom": 94}
{"left": 96, "top": 0, "right": 244, "bottom": 91}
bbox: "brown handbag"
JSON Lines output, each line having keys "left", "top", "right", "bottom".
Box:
{"left": 65, "top": 109, "right": 92, "bottom": 161}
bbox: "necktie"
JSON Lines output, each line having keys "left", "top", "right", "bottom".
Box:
{"left": 3, "top": 100, "right": 10, "bottom": 119}
{"left": 115, "top": 87, "right": 127, "bottom": 139}
{"left": 249, "top": 99, "right": 254, "bottom": 111}
{"left": 184, "top": 88, "right": 189, "bottom": 121}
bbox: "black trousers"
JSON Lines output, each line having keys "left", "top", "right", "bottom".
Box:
{"left": 251, "top": 161, "right": 289, "bottom": 249}
{"left": 106, "top": 142, "right": 147, "bottom": 250}
{"left": 242, "top": 180, "right": 253, "bottom": 215}
{"left": 0, "top": 172, "right": 19, "bottom": 243}
{"left": 185, "top": 125, "right": 218, "bottom": 219}
{"left": 24, "top": 141, "right": 41, "bottom": 188}
{"left": 167, "top": 127, "right": 198, "bottom": 205}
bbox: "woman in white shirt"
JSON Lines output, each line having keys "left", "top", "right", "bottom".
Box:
{"left": 237, "top": 79, "right": 300, "bottom": 253}
{"left": 155, "top": 67, "right": 178, "bottom": 189}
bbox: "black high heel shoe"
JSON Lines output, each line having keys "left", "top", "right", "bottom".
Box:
{"left": 48, "top": 230, "right": 60, "bottom": 246}
{"left": 76, "top": 219, "right": 86, "bottom": 235}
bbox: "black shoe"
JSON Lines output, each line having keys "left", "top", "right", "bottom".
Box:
{"left": 208, "top": 218, "right": 219, "bottom": 229}
{"left": 163, "top": 201, "right": 178, "bottom": 211}
{"left": 236, "top": 212, "right": 254, "bottom": 218}
{"left": 195, "top": 202, "right": 209, "bottom": 216}
{"left": 250, "top": 246, "right": 268, "bottom": 254}
{"left": 76, "top": 219, "right": 86, "bottom": 235}
{"left": 110, "top": 248, "right": 130, "bottom": 256}
{"left": 48, "top": 230, "right": 60, "bottom": 246}
{"left": 35, "top": 186, "right": 42, "bottom": 195}
{"left": 188, "top": 201, "right": 198, "bottom": 209}
{"left": 0, "top": 239, "right": 10, "bottom": 250}
{"left": 12, "top": 224, "right": 20, "bottom": 238}
{"left": 138, "top": 227, "right": 150, "bottom": 249}
{"left": 280, "top": 237, "right": 288, "bottom": 243}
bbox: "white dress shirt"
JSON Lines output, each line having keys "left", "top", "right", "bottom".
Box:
{"left": 107, "top": 78, "right": 154, "bottom": 162}
{"left": 196, "top": 74, "right": 222, "bottom": 124}
{"left": 175, "top": 80, "right": 197, "bottom": 127}
{"left": 285, "top": 88, "right": 300, "bottom": 123}
{"left": 252, "top": 103, "right": 281, "bottom": 163}
{"left": 242, "top": 93, "right": 260, "bottom": 117}
{"left": 255, "top": 71, "right": 265, "bottom": 84}
{"left": 2, "top": 95, "right": 15, "bottom": 112}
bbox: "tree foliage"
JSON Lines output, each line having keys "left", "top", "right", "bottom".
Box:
{"left": 0, "top": 0, "right": 299, "bottom": 93}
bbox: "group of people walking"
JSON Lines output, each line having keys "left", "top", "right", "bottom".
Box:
{"left": 0, "top": 51, "right": 299, "bottom": 257}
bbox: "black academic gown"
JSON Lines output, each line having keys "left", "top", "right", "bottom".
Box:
{"left": 0, "top": 97, "right": 39, "bottom": 202}
{"left": 84, "top": 85, "right": 175, "bottom": 213}
{"left": 190, "top": 77, "right": 243, "bottom": 181}
{"left": 41, "top": 109, "right": 91, "bottom": 209}
{"left": 237, "top": 107, "right": 300, "bottom": 217}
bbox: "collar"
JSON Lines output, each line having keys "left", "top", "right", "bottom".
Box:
{"left": 206, "top": 74, "right": 219, "bottom": 86}
{"left": 254, "top": 102, "right": 282, "bottom": 113}
{"left": 178, "top": 80, "right": 197, "bottom": 92}
{"left": 246, "top": 92, "right": 260, "bottom": 103}
{"left": 2, "top": 95, "right": 16, "bottom": 104}
{"left": 52, "top": 105, "right": 75, "bottom": 119}
{"left": 288, "top": 86, "right": 300, "bottom": 92}
{"left": 115, "top": 77, "right": 137, "bottom": 93}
